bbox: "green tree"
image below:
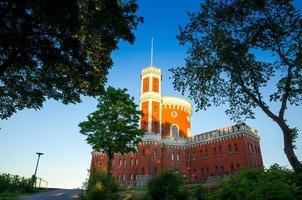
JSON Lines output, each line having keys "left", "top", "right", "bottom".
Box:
{"left": 80, "top": 169, "right": 119, "bottom": 200}
{"left": 216, "top": 165, "right": 300, "bottom": 200}
{"left": 0, "top": 0, "right": 143, "bottom": 119}
{"left": 171, "top": 0, "right": 302, "bottom": 172}
{"left": 147, "top": 170, "right": 188, "bottom": 200}
{"left": 79, "top": 86, "right": 144, "bottom": 177}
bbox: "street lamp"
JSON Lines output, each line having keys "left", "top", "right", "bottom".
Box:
{"left": 33, "top": 152, "right": 44, "bottom": 187}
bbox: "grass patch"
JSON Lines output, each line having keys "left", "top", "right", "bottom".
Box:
{"left": 119, "top": 189, "right": 147, "bottom": 200}
{"left": 0, "top": 191, "right": 22, "bottom": 200}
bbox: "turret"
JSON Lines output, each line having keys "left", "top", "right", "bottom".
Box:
{"left": 140, "top": 66, "right": 162, "bottom": 134}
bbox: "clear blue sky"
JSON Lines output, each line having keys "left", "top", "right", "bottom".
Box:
{"left": 1, "top": 0, "right": 301, "bottom": 189}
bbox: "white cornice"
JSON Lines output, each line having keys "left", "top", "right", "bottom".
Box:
{"left": 91, "top": 124, "right": 261, "bottom": 156}
{"left": 141, "top": 66, "right": 161, "bottom": 76}
{"left": 140, "top": 92, "right": 162, "bottom": 101}
{"left": 162, "top": 96, "right": 192, "bottom": 115}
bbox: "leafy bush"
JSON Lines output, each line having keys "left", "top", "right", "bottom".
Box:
{"left": 80, "top": 169, "right": 119, "bottom": 200}
{"left": 147, "top": 170, "right": 188, "bottom": 200}
{"left": 215, "top": 164, "right": 300, "bottom": 200}
{"left": 0, "top": 173, "right": 34, "bottom": 193}
{"left": 192, "top": 184, "right": 208, "bottom": 200}
{"left": 123, "top": 191, "right": 135, "bottom": 200}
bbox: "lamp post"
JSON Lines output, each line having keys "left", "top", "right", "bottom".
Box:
{"left": 32, "top": 152, "right": 43, "bottom": 188}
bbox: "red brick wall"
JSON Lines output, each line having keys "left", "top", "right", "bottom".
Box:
{"left": 162, "top": 106, "right": 191, "bottom": 138}
{"left": 185, "top": 136, "right": 252, "bottom": 181}
{"left": 91, "top": 135, "right": 263, "bottom": 183}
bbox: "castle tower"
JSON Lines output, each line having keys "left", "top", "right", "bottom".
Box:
{"left": 91, "top": 63, "right": 263, "bottom": 186}
{"left": 161, "top": 96, "right": 192, "bottom": 138}
{"left": 140, "top": 66, "right": 162, "bottom": 134}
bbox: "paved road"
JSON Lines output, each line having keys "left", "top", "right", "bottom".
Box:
{"left": 22, "top": 189, "right": 80, "bottom": 200}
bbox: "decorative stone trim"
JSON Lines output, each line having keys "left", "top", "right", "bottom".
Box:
{"left": 162, "top": 96, "right": 192, "bottom": 115}
{"left": 141, "top": 66, "right": 161, "bottom": 76}
{"left": 92, "top": 124, "right": 261, "bottom": 157}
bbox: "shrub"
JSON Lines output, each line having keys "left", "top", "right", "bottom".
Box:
{"left": 80, "top": 169, "right": 119, "bottom": 200}
{"left": 123, "top": 191, "right": 135, "bottom": 200}
{"left": 215, "top": 164, "right": 300, "bottom": 200}
{"left": 0, "top": 173, "right": 34, "bottom": 193}
{"left": 147, "top": 170, "right": 188, "bottom": 200}
{"left": 192, "top": 184, "right": 208, "bottom": 200}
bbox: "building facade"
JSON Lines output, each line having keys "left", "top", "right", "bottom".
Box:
{"left": 91, "top": 66, "right": 263, "bottom": 186}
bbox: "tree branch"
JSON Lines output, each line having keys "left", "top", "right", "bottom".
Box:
{"left": 270, "top": 28, "right": 294, "bottom": 119}
{"left": 264, "top": 16, "right": 294, "bottom": 120}
{"left": 279, "top": 65, "right": 293, "bottom": 119}
{"left": 238, "top": 78, "right": 279, "bottom": 122}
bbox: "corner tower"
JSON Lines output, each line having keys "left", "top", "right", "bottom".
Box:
{"left": 140, "top": 66, "right": 162, "bottom": 134}
{"left": 161, "top": 96, "right": 192, "bottom": 138}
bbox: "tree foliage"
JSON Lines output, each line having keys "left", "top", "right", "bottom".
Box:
{"left": 0, "top": 0, "right": 143, "bottom": 119}
{"left": 0, "top": 173, "right": 34, "bottom": 193}
{"left": 80, "top": 169, "right": 119, "bottom": 200}
{"left": 216, "top": 164, "right": 301, "bottom": 200}
{"left": 79, "top": 87, "right": 144, "bottom": 177}
{"left": 147, "top": 170, "right": 188, "bottom": 200}
{"left": 171, "top": 0, "right": 301, "bottom": 171}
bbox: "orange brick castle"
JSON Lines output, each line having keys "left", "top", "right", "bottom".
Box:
{"left": 91, "top": 65, "right": 263, "bottom": 186}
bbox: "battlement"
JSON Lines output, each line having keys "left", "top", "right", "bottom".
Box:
{"left": 187, "top": 124, "right": 259, "bottom": 144}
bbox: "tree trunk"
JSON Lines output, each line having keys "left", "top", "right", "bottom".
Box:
{"left": 276, "top": 119, "right": 301, "bottom": 172}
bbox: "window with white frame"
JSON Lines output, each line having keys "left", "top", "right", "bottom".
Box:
{"left": 176, "top": 153, "right": 180, "bottom": 160}
{"left": 135, "top": 158, "right": 139, "bottom": 165}
{"left": 171, "top": 125, "right": 179, "bottom": 138}
{"left": 153, "top": 149, "right": 157, "bottom": 157}
{"left": 131, "top": 159, "right": 134, "bottom": 166}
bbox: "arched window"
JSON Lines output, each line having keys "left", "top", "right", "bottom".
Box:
{"left": 220, "top": 165, "right": 224, "bottom": 175}
{"left": 234, "top": 143, "right": 238, "bottom": 152}
{"left": 215, "top": 166, "right": 219, "bottom": 175}
{"left": 131, "top": 159, "right": 134, "bottom": 166}
{"left": 135, "top": 158, "right": 139, "bottom": 165}
{"left": 176, "top": 153, "right": 180, "bottom": 160}
{"left": 152, "top": 167, "right": 157, "bottom": 176}
{"left": 230, "top": 164, "right": 234, "bottom": 172}
{"left": 171, "top": 124, "right": 179, "bottom": 138}
{"left": 153, "top": 149, "right": 157, "bottom": 157}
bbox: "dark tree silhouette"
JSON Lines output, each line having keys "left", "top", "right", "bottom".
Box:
{"left": 0, "top": 0, "right": 143, "bottom": 119}
{"left": 171, "top": 0, "right": 302, "bottom": 172}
